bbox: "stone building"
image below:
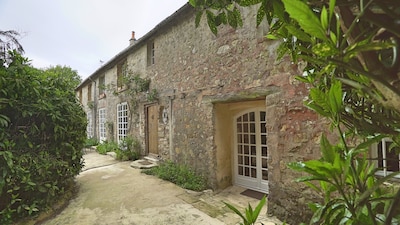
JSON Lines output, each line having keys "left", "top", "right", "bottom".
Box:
{"left": 76, "top": 3, "right": 399, "bottom": 224}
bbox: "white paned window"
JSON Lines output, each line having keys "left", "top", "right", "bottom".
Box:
{"left": 99, "top": 108, "right": 106, "bottom": 142}
{"left": 86, "top": 111, "right": 93, "bottom": 138}
{"left": 117, "top": 102, "right": 128, "bottom": 144}
{"left": 372, "top": 138, "right": 400, "bottom": 178}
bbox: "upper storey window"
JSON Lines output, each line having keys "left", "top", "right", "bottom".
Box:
{"left": 99, "top": 75, "right": 105, "bottom": 98}
{"left": 87, "top": 83, "right": 92, "bottom": 102}
{"left": 147, "top": 41, "right": 155, "bottom": 66}
{"left": 117, "top": 59, "right": 127, "bottom": 90}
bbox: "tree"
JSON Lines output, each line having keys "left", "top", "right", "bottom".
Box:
{"left": 0, "top": 30, "right": 24, "bottom": 65}
{"left": 189, "top": 0, "right": 400, "bottom": 224}
{"left": 45, "top": 65, "right": 82, "bottom": 89}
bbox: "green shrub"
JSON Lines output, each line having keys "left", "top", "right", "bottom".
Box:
{"left": 116, "top": 137, "right": 140, "bottom": 161}
{"left": 96, "top": 137, "right": 140, "bottom": 161}
{"left": 142, "top": 161, "right": 207, "bottom": 191}
{"left": 96, "top": 141, "right": 119, "bottom": 155}
{"left": 84, "top": 138, "right": 99, "bottom": 148}
{"left": 0, "top": 53, "right": 86, "bottom": 224}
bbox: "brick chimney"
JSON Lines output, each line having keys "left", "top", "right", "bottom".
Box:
{"left": 129, "top": 31, "right": 137, "bottom": 46}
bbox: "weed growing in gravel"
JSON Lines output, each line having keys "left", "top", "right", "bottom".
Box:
{"left": 142, "top": 161, "right": 207, "bottom": 191}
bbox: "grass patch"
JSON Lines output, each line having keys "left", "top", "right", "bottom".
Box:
{"left": 142, "top": 161, "right": 207, "bottom": 191}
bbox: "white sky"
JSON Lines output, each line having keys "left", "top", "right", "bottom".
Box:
{"left": 0, "top": 0, "right": 188, "bottom": 80}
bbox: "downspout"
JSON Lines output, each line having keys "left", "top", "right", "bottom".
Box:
{"left": 88, "top": 77, "right": 97, "bottom": 140}
{"left": 168, "top": 90, "right": 175, "bottom": 161}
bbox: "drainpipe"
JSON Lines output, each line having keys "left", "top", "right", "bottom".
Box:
{"left": 168, "top": 90, "right": 175, "bottom": 160}
{"left": 88, "top": 77, "right": 97, "bottom": 140}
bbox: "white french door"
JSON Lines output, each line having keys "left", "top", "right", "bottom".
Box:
{"left": 234, "top": 109, "right": 268, "bottom": 193}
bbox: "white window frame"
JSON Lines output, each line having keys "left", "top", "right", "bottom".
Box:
{"left": 98, "top": 108, "right": 107, "bottom": 143}
{"left": 371, "top": 138, "right": 400, "bottom": 178}
{"left": 86, "top": 111, "right": 93, "bottom": 138}
{"left": 117, "top": 102, "right": 129, "bottom": 144}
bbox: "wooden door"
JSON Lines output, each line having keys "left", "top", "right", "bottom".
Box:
{"left": 147, "top": 105, "right": 159, "bottom": 155}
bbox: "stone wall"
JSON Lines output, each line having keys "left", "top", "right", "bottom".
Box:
{"left": 77, "top": 4, "right": 329, "bottom": 223}
{"left": 264, "top": 68, "right": 328, "bottom": 223}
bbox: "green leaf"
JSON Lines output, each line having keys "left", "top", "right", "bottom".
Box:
{"left": 320, "top": 134, "right": 335, "bottom": 163}
{"left": 188, "top": 0, "right": 196, "bottom": 7}
{"left": 233, "top": 7, "right": 243, "bottom": 27}
{"left": 252, "top": 195, "right": 266, "bottom": 222}
{"left": 328, "top": 80, "right": 343, "bottom": 114}
{"left": 206, "top": 10, "right": 218, "bottom": 35}
{"left": 256, "top": 4, "right": 266, "bottom": 27}
{"left": 195, "top": 11, "right": 203, "bottom": 28}
{"left": 320, "top": 6, "right": 328, "bottom": 30}
{"left": 285, "top": 24, "right": 311, "bottom": 42}
{"left": 224, "top": 201, "right": 247, "bottom": 222}
{"left": 328, "top": 0, "right": 336, "bottom": 22}
{"left": 281, "top": 0, "right": 327, "bottom": 41}
{"left": 227, "top": 10, "right": 238, "bottom": 28}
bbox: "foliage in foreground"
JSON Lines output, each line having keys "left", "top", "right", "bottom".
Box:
{"left": 289, "top": 81, "right": 400, "bottom": 224}
{"left": 190, "top": 0, "right": 400, "bottom": 224}
{"left": 142, "top": 161, "right": 207, "bottom": 191}
{"left": 224, "top": 195, "right": 266, "bottom": 225}
{"left": 95, "top": 137, "right": 140, "bottom": 161}
{"left": 0, "top": 53, "right": 86, "bottom": 224}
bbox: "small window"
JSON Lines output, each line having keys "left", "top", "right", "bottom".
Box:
{"left": 78, "top": 89, "right": 82, "bottom": 103}
{"left": 87, "top": 83, "right": 92, "bottom": 102}
{"left": 147, "top": 41, "right": 155, "bottom": 66}
{"left": 117, "top": 102, "right": 129, "bottom": 144}
{"left": 372, "top": 138, "right": 400, "bottom": 178}
{"left": 117, "top": 60, "right": 127, "bottom": 89}
{"left": 99, "top": 75, "right": 105, "bottom": 97}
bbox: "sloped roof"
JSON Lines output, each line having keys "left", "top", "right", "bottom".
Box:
{"left": 76, "top": 3, "right": 193, "bottom": 90}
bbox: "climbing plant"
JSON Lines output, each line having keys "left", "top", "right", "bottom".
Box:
{"left": 105, "top": 67, "right": 158, "bottom": 105}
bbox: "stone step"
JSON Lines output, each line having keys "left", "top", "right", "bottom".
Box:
{"left": 130, "top": 159, "right": 158, "bottom": 169}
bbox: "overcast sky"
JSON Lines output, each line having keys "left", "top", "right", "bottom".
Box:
{"left": 0, "top": 0, "right": 188, "bottom": 80}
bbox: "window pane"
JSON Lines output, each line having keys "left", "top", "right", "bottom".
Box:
{"left": 249, "top": 112, "right": 255, "bottom": 121}
{"left": 244, "top": 145, "right": 249, "bottom": 154}
{"left": 262, "top": 170, "right": 268, "bottom": 180}
{"left": 250, "top": 135, "right": 256, "bottom": 144}
{"left": 251, "top": 168, "right": 257, "bottom": 178}
{"left": 244, "top": 156, "right": 249, "bottom": 165}
{"left": 261, "top": 135, "right": 267, "bottom": 145}
{"left": 245, "top": 167, "right": 250, "bottom": 176}
{"left": 250, "top": 123, "right": 255, "bottom": 133}
{"left": 243, "top": 123, "right": 248, "bottom": 133}
{"left": 261, "top": 122, "right": 266, "bottom": 133}
{"left": 243, "top": 114, "right": 248, "bottom": 122}
{"left": 237, "top": 123, "right": 242, "bottom": 132}
{"left": 238, "top": 156, "right": 243, "bottom": 165}
{"left": 251, "top": 157, "right": 256, "bottom": 166}
{"left": 238, "top": 166, "right": 243, "bottom": 175}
